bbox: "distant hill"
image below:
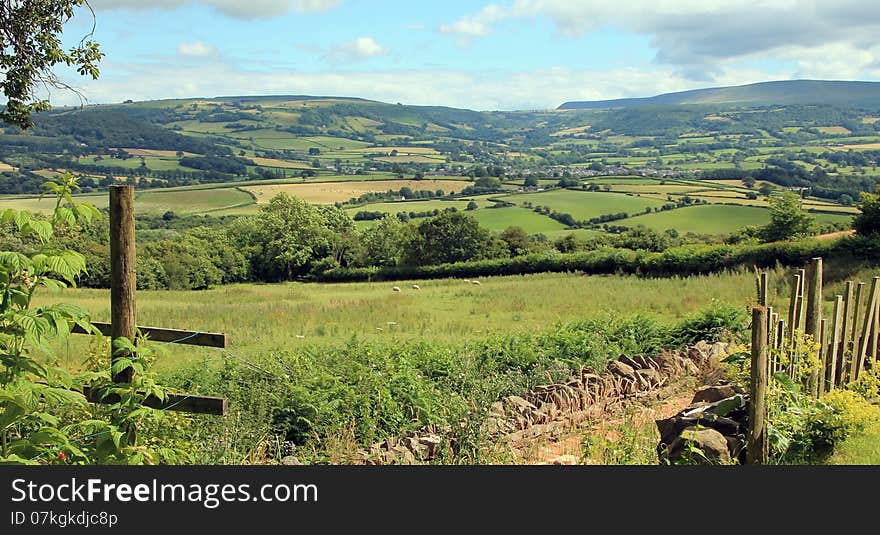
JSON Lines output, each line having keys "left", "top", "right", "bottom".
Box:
{"left": 558, "top": 80, "right": 880, "bottom": 110}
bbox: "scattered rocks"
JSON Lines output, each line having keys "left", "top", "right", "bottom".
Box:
{"left": 657, "top": 387, "right": 749, "bottom": 465}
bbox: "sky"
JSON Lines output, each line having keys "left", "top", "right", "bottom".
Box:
{"left": 44, "top": 0, "right": 880, "bottom": 110}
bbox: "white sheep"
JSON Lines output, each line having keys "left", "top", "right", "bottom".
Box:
{"left": 412, "top": 284, "right": 421, "bottom": 290}
{"left": 471, "top": 280, "right": 481, "bottom": 286}
{"left": 392, "top": 286, "right": 401, "bottom": 292}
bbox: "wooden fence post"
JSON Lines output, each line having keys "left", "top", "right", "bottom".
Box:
{"left": 748, "top": 307, "right": 769, "bottom": 465}
{"left": 848, "top": 282, "right": 866, "bottom": 383}
{"left": 837, "top": 282, "right": 854, "bottom": 387}
{"left": 804, "top": 258, "right": 823, "bottom": 397}
{"left": 788, "top": 272, "right": 801, "bottom": 379}
{"left": 110, "top": 185, "right": 136, "bottom": 384}
{"left": 759, "top": 271, "right": 769, "bottom": 307}
{"left": 827, "top": 296, "right": 843, "bottom": 391}
{"left": 855, "top": 277, "right": 880, "bottom": 381}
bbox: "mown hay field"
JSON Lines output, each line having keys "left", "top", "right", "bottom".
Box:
{"left": 243, "top": 179, "right": 474, "bottom": 204}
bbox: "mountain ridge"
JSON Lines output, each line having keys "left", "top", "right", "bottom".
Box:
{"left": 557, "top": 80, "right": 880, "bottom": 111}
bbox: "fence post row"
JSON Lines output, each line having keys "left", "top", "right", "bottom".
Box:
{"left": 750, "top": 259, "right": 880, "bottom": 462}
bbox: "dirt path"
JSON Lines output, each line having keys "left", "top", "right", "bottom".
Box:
{"left": 518, "top": 384, "right": 698, "bottom": 464}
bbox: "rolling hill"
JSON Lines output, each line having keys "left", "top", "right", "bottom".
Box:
{"left": 558, "top": 80, "right": 880, "bottom": 110}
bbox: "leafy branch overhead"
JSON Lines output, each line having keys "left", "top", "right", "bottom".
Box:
{"left": 0, "top": 0, "right": 103, "bottom": 129}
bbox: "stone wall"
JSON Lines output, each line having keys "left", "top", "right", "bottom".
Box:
{"left": 356, "top": 340, "right": 734, "bottom": 465}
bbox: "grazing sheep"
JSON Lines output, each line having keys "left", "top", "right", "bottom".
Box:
{"left": 471, "top": 280, "right": 481, "bottom": 286}
{"left": 392, "top": 286, "right": 401, "bottom": 292}
{"left": 412, "top": 284, "right": 421, "bottom": 290}
{"left": 295, "top": 335, "right": 305, "bottom": 339}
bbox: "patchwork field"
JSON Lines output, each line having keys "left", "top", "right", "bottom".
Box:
{"left": 503, "top": 190, "right": 669, "bottom": 220}
{"left": 242, "top": 179, "right": 473, "bottom": 204}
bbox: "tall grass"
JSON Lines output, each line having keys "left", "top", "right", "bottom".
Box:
{"left": 35, "top": 270, "right": 766, "bottom": 370}
{"left": 164, "top": 305, "right": 744, "bottom": 464}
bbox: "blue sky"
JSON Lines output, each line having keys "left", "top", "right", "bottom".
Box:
{"left": 47, "top": 0, "right": 880, "bottom": 110}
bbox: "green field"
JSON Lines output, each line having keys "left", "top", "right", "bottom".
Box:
{"left": 36, "top": 269, "right": 763, "bottom": 370}
{"left": 621, "top": 204, "right": 853, "bottom": 235}
{"left": 134, "top": 188, "right": 254, "bottom": 214}
{"left": 503, "top": 190, "right": 668, "bottom": 221}
{"left": 470, "top": 206, "right": 569, "bottom": 233}
{"left": 622, "top": 205, "right": 771, "bottom": 234}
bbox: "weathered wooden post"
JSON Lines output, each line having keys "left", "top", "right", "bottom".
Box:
{"left": 855, "top": 277, "right": 880, "bottom": 381}
{"left": 837, "top": 282, "right": 854, "bottom": 387}
{"left": 827, "top": 295, "right": 843, "bottom": 391}
{"left": 804, "top": 258, "right": 823, "bottom": 397}
{"left": 849, "top": 282, "right": 866, "bottom": 383}
{"left": 110, "top": 185, "right": 137, "bottom": 384}
{"left": 748, "top": 306, "right": 769, "bottom": 465}
{"left": 758, "top": 271, "right": 769, "bottom": 307}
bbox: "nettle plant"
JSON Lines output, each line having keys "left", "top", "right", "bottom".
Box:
{"left": 0, "top": 174, "right": 190, "bottom": 464}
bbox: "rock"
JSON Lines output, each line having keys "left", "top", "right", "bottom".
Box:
{"left": 709, "top": 342, "right": 729, "bottom": 367}
{"left": 654, "top": 351, "right": 681, "bottom": 374}
{"left": 636, "top": 368, "right": 662, "bottom": 387}
{"left": 418, "top": 435, "right": 442, "bottom": 459}
{"left": 281, "top": 456, "right": 302, "bottom": 465}
{"left": 692, "top": 385, "right": 736, "bottom": 404}
{"left": 546, "top": 454, "right": 579, "bottom": 465}
{"left": 631, "top": 355, "right": 658, "bottom": 371}
{"left": 726, "top": 436, "right": 746, "bottom": 464}
{"left": 607, "top": 360, "right": 636, "bottom": 379}
{"left": 664, "top": 426, "right": 731, "bottom": 465}
{"left": 618, "top": 355, "right": 641, "bottom": 370}
{"left": 505, "top": 395, "right": 537, "bottom": 414}
{"left": 678, "top": 357, "right": 701, "bottom": 376}
{"left": 490, "top": 401, "right": 505, "bottom": 417}
{"left": 688, "top": 341, "right": 712, "bottom": 365}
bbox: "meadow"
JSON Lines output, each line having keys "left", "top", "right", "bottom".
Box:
{"left": 37, "top": 269, "right": 768, "bottom": 371}
{"left": 242, "top": 179, "right": 473, "bottom": 205}
{"left": 501, "top": 190, "right": 669, "bottom": 220}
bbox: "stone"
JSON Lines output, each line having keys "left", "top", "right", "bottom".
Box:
{"left": 505, "top": 395, "right": 537, "bottom": 414}
{"left": 418, "top": 435, "right": 442, "bottom": 459}
{"left": 281, "top": 456, "right": 302, "bottom": 465}
{"left": 665, "top": 426, "right": 731, "bottom": 465}
{"left": 546, "top": 455, "right": 579, "bottom": 465}
{"left": 607, "top": 360, "right": 636, "bottom": 379}
{"left": 636, "top": 368, "right": 662, "bottom": 387}
{"left": 692, "top": 385, "right": 736, "bottom": 404}
{"left": 678, "top": 357, "right": 701, "bottom": 376}
{"left": 618, "top": 355, "right": 641, "bottom": 370}
{"left": 688, "top": 341, "right": 712, "bottom": 365}
{"left": 709, "top": 342, "right": 729, "bottom": 367}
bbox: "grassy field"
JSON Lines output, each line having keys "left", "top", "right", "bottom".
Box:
{"left": 503, "top": 190, "right": 668, "bottom": 220}
{"left": 622, "top": 205, "right": 771, "bottom": 234}
{"left": 36, "top": 270, "right": 764, "bottom": 370}
{"left": 344, "top": 197, "right": 496, "bottom": 216}
{"left": 470, "top": 206, "right": 569, "bottom": 233}
{"left": 242, "top": 179, "right": 473, "bottom": 204}
{"left": 0, "top": 193, "right": 109, "bottom": 213}
{"left": 622, "top": 204, "right": 852, "bottom": 234}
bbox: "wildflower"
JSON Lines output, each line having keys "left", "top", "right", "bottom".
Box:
{"left": 57, "top": 452, "right": 66, "bottom": 461}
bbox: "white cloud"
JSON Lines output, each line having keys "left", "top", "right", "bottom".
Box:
{"left": 177, "top": 41, "right": 217, "bottom": 57}
{"left": 89, "top": 0, "right": 342, "bottom": 19}
{"left": 439, "top": 1, "right": 880, "bottom": 79}
{"left": 324, "top": 37, "right": 388, "bottom": 63}
{"left": 46, "top": 58, "right": 793, "bottom": 111}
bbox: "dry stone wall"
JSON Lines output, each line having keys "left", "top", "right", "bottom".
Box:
{"left": 355, "top": 340, "right": 734, "bottom": 465}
